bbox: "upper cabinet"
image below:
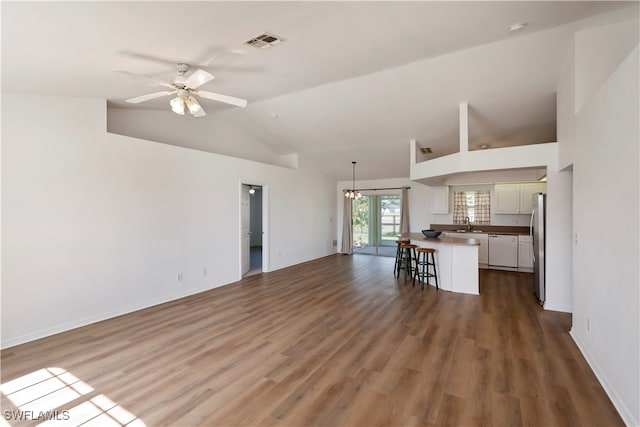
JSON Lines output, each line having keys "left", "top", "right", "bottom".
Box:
{"left": 494, "top": 184, "right": 521, "bottom": 214}
{"left": 519, "top": 182, "right": 546, "bottom": 214}
{"left": 431, "top": 186, "right": 449, "bottom": 214}
{"left": 494, "top": 182, "right": 546, "bottom": 214}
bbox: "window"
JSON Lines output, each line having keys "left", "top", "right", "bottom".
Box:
{"left": 453, "top": 190, "right": 490, "bottom": 224}
{"left": 465, "top": 191, "right": 477, "bottom": 223}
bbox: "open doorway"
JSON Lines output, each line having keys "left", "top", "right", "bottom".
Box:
{"left": 241, "top": 184, "right": 264, "bottom": 277}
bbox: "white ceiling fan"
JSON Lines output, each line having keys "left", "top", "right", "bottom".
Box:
{"left": 124, "top": 62, "right": 247, "bottom": 117}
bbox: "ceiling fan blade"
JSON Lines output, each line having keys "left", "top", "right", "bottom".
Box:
{"left": 126, "top": 90, "right": 176, "bottom": 104}
{"left": 119, "top": 50, "right": 177, "bottom": 66}
{"left": 193, "top": 47, "right": 260, "bottom": 73}
{"left": 116, "top": 70, "right": 174, "bottom": 89}
{"left": 197, "top": 46, "right": 246, "bottom": 67}
{"left": 184, "top": 69, "right": 215, "bottom": 89}
{"left": 212, "top": 65, "right": 264, "bottom": 73}
{"left": 195, "top": 91, "right": 248, "bottom": 108}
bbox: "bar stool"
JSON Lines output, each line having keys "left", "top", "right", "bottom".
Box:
{"left": 413, "top": 247, "right": 439, "bottom": 291}
{"left": 394, "top": 239, "right": 410, "bottom": 277}
{"left": 399, "top": 243, "right": 418, "bottom": 284}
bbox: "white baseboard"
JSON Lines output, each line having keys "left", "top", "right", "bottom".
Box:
{"left": 569, "top": 328, "right": 638, "bottom": 427}
{"left": 1, "top": 278, "right": 237, "bottom": 349}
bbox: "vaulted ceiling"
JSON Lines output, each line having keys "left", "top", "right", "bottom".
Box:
{"left": 2, "top": 1, "right": 634, "bottom": 180}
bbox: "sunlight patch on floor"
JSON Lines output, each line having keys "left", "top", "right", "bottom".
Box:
{"left": 1, "top": 368, "right": 145, "bottom": 426}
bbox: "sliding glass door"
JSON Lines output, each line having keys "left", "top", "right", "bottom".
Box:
{"left": 352, "top": 194, "right": 401, "bottom": 256}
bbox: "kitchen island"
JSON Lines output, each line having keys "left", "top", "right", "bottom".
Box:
{"left": 400, "top": 232, "right": 480, "bottom": 295}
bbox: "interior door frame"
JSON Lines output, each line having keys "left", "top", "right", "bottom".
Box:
{"left": 239, "top": 181, "right": 269, "bottom": 277}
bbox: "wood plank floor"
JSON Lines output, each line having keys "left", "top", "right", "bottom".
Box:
{"left": 1, "top": 254, "right": 623, "bottom": 426}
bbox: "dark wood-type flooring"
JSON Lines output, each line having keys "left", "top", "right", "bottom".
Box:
{"left": 1, "top": 254, "right": 623, "bottom": 426}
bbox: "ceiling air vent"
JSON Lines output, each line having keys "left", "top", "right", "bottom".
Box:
{"left": 243, "top": 32, "right": 286, "bottom": 49}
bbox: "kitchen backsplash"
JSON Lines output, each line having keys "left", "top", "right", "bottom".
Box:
{"left": 431, "top": 212, "right": 532, "bottom": 227}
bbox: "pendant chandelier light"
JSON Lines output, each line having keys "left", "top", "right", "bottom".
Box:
{"left": 345, "top": 161, "right": 361, "bottom": 199}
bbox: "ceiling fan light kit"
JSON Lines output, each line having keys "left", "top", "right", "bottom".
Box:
{"left": 185, "top": 96, "right": 204, "bottom": 117}
{"left": 170, "top": 96, "right": 185, "bottom": 115}
{"left": 124, "top": 62, "right": 247, "bottom": 117}
{"left": 168, "top": 88, "right": 204, "bottom": 117}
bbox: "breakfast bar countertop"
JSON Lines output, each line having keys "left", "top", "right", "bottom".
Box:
{"left": 401, "top": 232, "right": 481, "bottom": 246}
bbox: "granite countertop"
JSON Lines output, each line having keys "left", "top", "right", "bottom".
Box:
{"left": 429, "top": 224, "right": 530, "bottom": 235}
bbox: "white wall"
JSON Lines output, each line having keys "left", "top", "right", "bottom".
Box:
{"left": 574, "top": 17, "right": 640, "bottom": 114}
{"left": 543, "top": 159, "right": 573, "bottom": 313}
{"left": 558, "top": 16, "right": 639, "bottom": 425}
{"left": 557, "top": 33, "right": 576, "bottom": 171}
{"left": 107, "top": 108, "right": 297, "bottom": 169}
{"left": 2, "top": 93, "right": 337, "bottom": 348}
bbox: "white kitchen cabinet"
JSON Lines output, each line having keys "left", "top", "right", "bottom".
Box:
{"left": 494, "top": 184, "right": 521, "bottom": 214}
{"left": 519, "top": 182, "right": 547, "bottom": 214}
{"left": 431, "top": 186, "right": 449, "bottom": 214}
{"left": 439, "top": 232, "right": 487, "bottom": 267}
{"left": 495, "top": 182, "right": 546, "bottom": 214}
{"left": 518, "top": 235, "right": 533, "bottom": 270}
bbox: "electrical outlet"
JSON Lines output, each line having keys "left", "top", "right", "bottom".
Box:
{"left": 177, "top": 273, "right": 183, "bottom": 282}
{"left": 574, "top": 233, "right": 580, "bottom": 245}
{"left": 201, "top": 268, "right": 207, "bottom": 276}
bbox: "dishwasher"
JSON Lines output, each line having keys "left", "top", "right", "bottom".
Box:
{"left": 488, "top": 234, "right": 518, "bottom": 269}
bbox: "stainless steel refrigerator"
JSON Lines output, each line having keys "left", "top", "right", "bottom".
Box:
{"left": 530, "top": 193, "right": 546, "bottom": 305}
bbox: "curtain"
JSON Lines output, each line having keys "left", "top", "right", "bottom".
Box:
{"left": 399, "top": 187, "right": 410, "bottom": 235}
{"left": 474, "top": 190, "right": 491, "bottom": 224}
{"left": 341, "top": 195, "right": 353, "bottom": 254}
{"left": 453, "top": 191, "right": 468, "bottom": 224}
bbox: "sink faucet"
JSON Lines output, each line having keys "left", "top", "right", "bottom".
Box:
{"left": 464, "top": 216, "right": 471, "bottom": 231}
